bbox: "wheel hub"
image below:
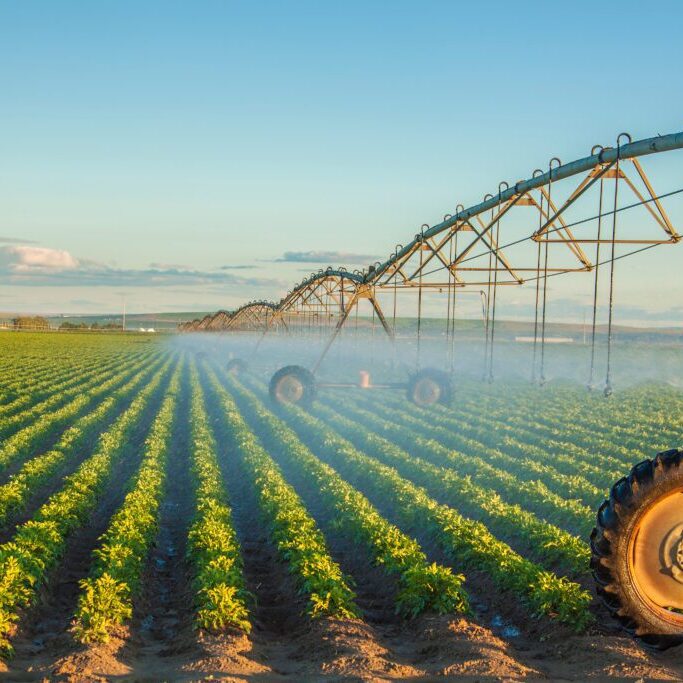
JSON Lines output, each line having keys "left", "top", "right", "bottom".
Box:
{"left": 629, "top": 489, "right": 683, "bottom": 619}
{"left": 666, "top": 525, "right": 683, "bottom": 583}
{"left": 413, "top": 378, "right": 440, "bottom": 406}
{"left": 275, "top": 376, "right": 304, "bottom": 403}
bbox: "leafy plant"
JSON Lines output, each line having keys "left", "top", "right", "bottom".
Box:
{"left": 204, "top": 368, "right": 359, "bottom": 621}
{"left": 227, "top": 376, "right": 469, "bottom": 618}
{"left": 73, "top": 367, "right": 181, "bottom": 643}
{"left": 185, "top": 364, "right": 251, "bottom": 633}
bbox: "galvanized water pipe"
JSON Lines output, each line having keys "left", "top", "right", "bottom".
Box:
{"left": 368, "top": 131, "right": 683, "bottom": 284}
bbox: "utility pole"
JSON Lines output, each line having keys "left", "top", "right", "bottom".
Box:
{"left": 122, "top": 294, "right": 127, "bottom": 332}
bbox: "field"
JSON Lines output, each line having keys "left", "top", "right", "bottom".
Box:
{"left": 0, "top": 332, "right": 682, "bottom": 681}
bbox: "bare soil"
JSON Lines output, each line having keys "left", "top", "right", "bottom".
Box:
{"left": 1, "top": 373, "right": 682, "bottom": 680}
{"left": 3, "top": 610, "right": 682, "bottom": 681}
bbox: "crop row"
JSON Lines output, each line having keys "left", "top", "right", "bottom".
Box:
{"left": 0, "top": 345, "right": 151, "bottom": 423}
{"left": 359, "top": 395, "right": 604, "bottom": 508}
{"left": 73, "top": 364, "right": 181, "bottom": 642}
{"left": 453, "top": 406, "right": 628, "bottom": 479}
{"left": 0, "top": 356, "right": 174, "bottom": 656}
{"left": 0, "top": 354, "right": 169, "bottom": 530}
{"left": 0, "top": 350, "right": 155, "bottom": 474}
{"left": 450, "top": 381, "right": 681, "bottom": 457}
{"left": 308, "top": 398, "right": 590, "bottom": 577}
{"left": 0, "top": 347, "right": 152, "bottom": 420}
{"left": 435, "top": 393, "right": 638, "bottom": 472}
{"left": 0, "top": 344, "right": 110, "bottom": 397}
{"left": 435, "top": 382, "right": 683, "bottom": 478}
{"left": 319, "top": 392, "right": 594, "bottom": 538}
{"left": 186, "top": 363, "right": 251, "bottom": 633}
{"left": 386, "top": 392, "right": 624, "bottom": 487}
{"left": 250, "top": 382, "right": 593, "bottom": 632}
{"left": 0, "top": 349, "right": 147, "bottom": 442}
{"left": 204, "top": 367, "right": 360, "bottom": 620}
{"left": 0, "top": 359, "right": 95, "bottom": 417}
{"left": 226, "top": 374, "right": 470, "bottom": 618}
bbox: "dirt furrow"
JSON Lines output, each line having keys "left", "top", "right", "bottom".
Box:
{"left": 277, "top": 399, "right": 683, "bottom": 680}
{"left": 201, "top": 371, "right": 310, "bottom": 678}
{"left": 1, "top": 368, "right": 175, "bottom": 681}
{"left": 228, "top": 377, "right": 542, "bottom": 679}
{"left": 116, "top": 363, "right": 198, "bottom": 676}
{"left": 199, "top": 367, "right": 420, "bottom": 680}
{"left": 0, "top": 364, "right": 163, "bottom": 545}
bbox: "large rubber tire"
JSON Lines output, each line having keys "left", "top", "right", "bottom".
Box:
{"left": 591, "top": 449, "right": 683, "bottom": 650}
{"left": 407, "top": 368, "right": 453, "bottom": 407}
{"left": 227, "top": 358, "right": 247, "bottom": 376}
{"left": 269, "top": 365, "right": 316, "bottom": 407}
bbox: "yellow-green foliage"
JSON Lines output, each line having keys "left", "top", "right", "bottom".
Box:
{"left": 186, "top": 364, "right": 250, "bottom": 633}
{"left": 73, "top": 366, "right": 181, "bottom": 643}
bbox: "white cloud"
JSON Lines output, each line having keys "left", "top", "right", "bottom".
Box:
{"left": 0, "top": 245, "right": 79, "bottom": 272}
{"left": 0, "top": 244, "right": 282, "bottom": 289}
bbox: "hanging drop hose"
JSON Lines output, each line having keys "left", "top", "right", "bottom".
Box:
{"left": 483, "top": 201, "right": 494, "bottom": 379}
{"left": 416, "top": 228, "right": 425, "bottom": 371}
{"left": 588, "top": 176, "right": 605, "bottom": 390}
{"left": 488, "top": 227, "right": 500, "bottom": 382}
{"left": 532, "top": 238, "right": 542, "bottom": 382}
{"left": 449, "top": 230, "right": 459, "bottom": 374}
{"left": 370, "top": 303, "right": 376, "bottom": 367}
{"left": 392, "top": 247, "right": 399, "bottom": 370}
{"left": 539, "top": 237, "right": 550, "bottom": 385}
{"left": 488, "top": 183, "right": 507, "bottom": 382}
{"left": 531, "top": 183, "right": 544, "bottom": 382}
{"left": 539, "top": 158, "right": 561, "bottom": 385}
{"left": 445, "top": 222, "right": 453, "bottom": 372}
{"left": 604, "top": 135, "right": 629, "bottom": 396}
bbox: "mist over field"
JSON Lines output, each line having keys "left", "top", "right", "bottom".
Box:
{"left": 172, "top": 327, "right": 683, "bottom": 392}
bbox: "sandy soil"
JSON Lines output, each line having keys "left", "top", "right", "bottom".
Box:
{"left": 1, "top": 375, "right": 682, "bottom": 681}
{"left": 2, "top": 612, "right": 682, "bottom": 681}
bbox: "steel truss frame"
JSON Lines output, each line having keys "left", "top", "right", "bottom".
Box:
{"left": 179, "top": 131, "right": 683, "bottom": 361}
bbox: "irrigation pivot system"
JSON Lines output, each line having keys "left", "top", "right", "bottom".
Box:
{"left": 181, "top": 130, "right": 682, "bottom": 402}
{"left": 181, "top": 130, "right": 683, "bottom": 649}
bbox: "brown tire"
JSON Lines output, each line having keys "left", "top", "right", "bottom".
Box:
{"left": 407, "top": 368, "right": 452, "bottom": 407}
{"left": 269, "top": 365, "right": 316, "bottom": 406}
{"left": 591, "top": 449, "right": 683, "bottom": 649}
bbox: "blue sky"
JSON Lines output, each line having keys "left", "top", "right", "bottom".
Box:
{"left": 1, "top": 0, "right": 682, "bottom": 324}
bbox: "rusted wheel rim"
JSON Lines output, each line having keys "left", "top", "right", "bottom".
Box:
{"left": 274, "top": 375, "right": 305, "bottom": 403}
{"left": 628, "top": 487, "right": 683, "bottom": 626}
{"left": 413, "top": 378, "right": 441, "bottom": 406}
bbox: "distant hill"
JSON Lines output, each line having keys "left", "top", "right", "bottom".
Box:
{"left": 49, "top": 312, "right": 213, "bottom": 331}
{"left": 1, "top": 311, "right": 681, "bottom": 343}
{"left": 0, "top": 312, "right": 211, "bottom": 332}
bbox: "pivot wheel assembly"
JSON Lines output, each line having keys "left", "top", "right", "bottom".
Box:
{"left": 591, "top": 449, "right": 683, "bottom": 649}
{"left": 407, "top": 368, "right": 453, "bottom": 407}
{"left": 269, "top": 365, "right": 316, "bottom": 406}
